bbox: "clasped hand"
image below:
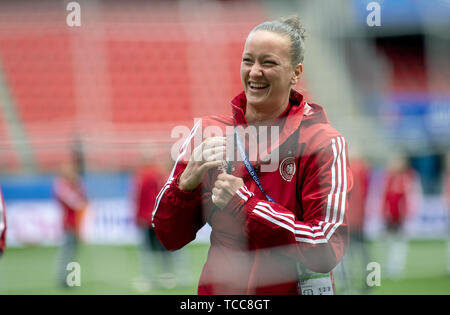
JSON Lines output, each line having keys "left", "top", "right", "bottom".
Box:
{"left": 178, "top": 136, "right": 244, "bottom": 209}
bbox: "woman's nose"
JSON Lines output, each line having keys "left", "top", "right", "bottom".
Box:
{"left": 249, "top": 63, "right": 263, "bottom": 78}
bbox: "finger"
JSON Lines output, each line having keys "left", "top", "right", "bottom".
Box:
{"left": 214, "top": 179, "right": 225, "bottom": 189}
{"left": 219, "top": 167, "right": 228, "bottom": 176}
{"left": 204, "top": 136, "right": 227, "bottom": 144}
{"left": 191, "top": 138, "right": 226, "bottom": 162}
{"left": 217, "top": 172, "right": 228, "bottom": 180}
{"left": 202, "top": 138, "right": 227, "bottom": 157}
{"left": 203, "top": 142, "right": 226, "bottom": 154}
{"left": 203, "top": 137, "right": 227, "bottom": 152}
{"left": 217, "top": 172, "right": 239, "bottom": 181}
{"left": 192, "top": 143, "right": 205, "bottom": 162}
{"left": 192, "top": 145, "right": 224, "bottom": 163}
{"left": 204, "top": 150, "right": 226, "bottom": 163}
{"left": 212, "top": 187, "right": 220, "bottom": 196}
{"left": 215, "top": 178, "right": 232, "bottom": 191}
{"left": 200, "top": 160, "right": 223, "bottom": 172}
{"left": 203, "top": 146, "right": 227, "bottom": 162}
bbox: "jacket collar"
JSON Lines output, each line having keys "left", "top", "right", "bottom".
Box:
{"left": 231, "top": 90, "right": 307, "bottom": 149}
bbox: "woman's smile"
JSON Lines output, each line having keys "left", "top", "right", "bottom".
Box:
{"left": 248, "top": 81, "right": 270, "bottom": 94}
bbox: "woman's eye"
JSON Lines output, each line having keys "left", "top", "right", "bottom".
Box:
{"left": 242, "top": 58, "right": 253, "bottom": 63}
{"left": 264, "top": 61, "right": 276, "bottom": 65}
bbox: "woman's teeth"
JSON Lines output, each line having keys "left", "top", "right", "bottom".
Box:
{"left": 249, "top": 82, "right": 269, "bottom": 89}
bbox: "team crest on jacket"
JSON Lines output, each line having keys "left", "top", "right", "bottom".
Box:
{"left": 279, "top": 157, "right": 296, "bottom": 182}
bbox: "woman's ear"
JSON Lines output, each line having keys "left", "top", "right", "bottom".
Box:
{"left": 291, "top": 63, "right": 303, "bottom": 85}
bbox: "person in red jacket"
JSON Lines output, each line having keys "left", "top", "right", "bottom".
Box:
{"left": 153, "top": 16, "right": 353, "bottom": 295}
{"left": 382, "top": 156, "right": 420, "bottom": 232}
{"left": 135, "top": 159, "right": 163, "bottom": 228}
{"left": 335, "top": 153, "right": 371, "bottom": 293}
{"left": 348, "top": 157, "right": 371, "bottom": 240}
{"left": 0, "top": 188, "right": 6, "bottom": 257}
{"left": 53, "top": 159, "right": 88, "bottom": 286}
{"left": 133, "top": 156, "right": 179, "bottom": 290}
{"left": 382, "top": 154, "right": 421, "bottom": 278}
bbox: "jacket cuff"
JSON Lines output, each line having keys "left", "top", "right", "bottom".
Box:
{"left": 226, "top": 185, "right": 256, "bottom": 216}
{"left": 171, "top": 172, "right": 202, "bottom": 201}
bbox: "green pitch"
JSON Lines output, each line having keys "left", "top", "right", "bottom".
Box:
{"left": 335, "top": 239, "right": 450, "bottom": 295}
{"left": 0, "top": 240, "right": 448, "bottom": 295}
{"left": 0, "top": 243, "right": 208, "bottom": 295}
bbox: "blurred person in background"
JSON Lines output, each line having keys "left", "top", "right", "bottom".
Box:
{"left": 133, "top": 150, "right": 173, "bottom": 290}
{"left": 335, "top": 149, "right": 372, "bottom": 294}
{"left": 347, "top": 153, "right": 372, "bottom": 293}
{"left": 444, "top": 153, "right": 450, "bottom": 274}
{"left": 153, "top": 17, "right": 353, "bottom": 295}
{"left": 133, "top": 150, "right": 192, "bottom": 291}
{"left": 53, "top": 153, "right": 88, "bottom": 287}
{"left": 382, "top": 154, "right": 421, "bottom": 279}
{"left": 0, "top": 187, "right": 6, "bottom": 258}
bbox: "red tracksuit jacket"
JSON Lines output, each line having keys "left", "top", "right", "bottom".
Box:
{"left": 53, "top": 176, "right": 87, "bottom": 233}
{"left": 0, "top": 188, "right": 6, "bottom": 255}
{"left": 153, "top": 90, "right": 353, "bottom": 295}
{"left": 134, "top": 165, "right": 163, "bottom": 228}
{"left": 347, "top": 158, "right": 371, "bottom": 235}
{"left": 382, "top": 168, "right": 419, "bottom": 227}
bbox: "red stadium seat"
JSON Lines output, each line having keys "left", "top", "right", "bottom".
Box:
{"left": 0, "top": 3, "right": 268, "bottom": 172}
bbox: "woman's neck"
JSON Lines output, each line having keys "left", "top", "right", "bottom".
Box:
{"left": 245, "top": 99, "right": 289, "bottom": 125}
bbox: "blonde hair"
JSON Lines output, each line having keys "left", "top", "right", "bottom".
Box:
{"left": 250, "top": 16, "right": 306, "bottom": 66}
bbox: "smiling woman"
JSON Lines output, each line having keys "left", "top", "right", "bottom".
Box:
{"left": 152, "top": 16, "right": 353, "bottom": 295}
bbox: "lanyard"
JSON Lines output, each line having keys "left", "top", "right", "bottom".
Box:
{"left": 234, "top": 127, "right": 276, "bottom": 203}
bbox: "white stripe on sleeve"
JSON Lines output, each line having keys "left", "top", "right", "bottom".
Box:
{"left": 152, "top": 120, "right": 202, "bottom": 225}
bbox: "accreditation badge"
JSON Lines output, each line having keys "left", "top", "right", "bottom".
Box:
{"left": 297, "top": 263, "right": 334, "bottom": 295}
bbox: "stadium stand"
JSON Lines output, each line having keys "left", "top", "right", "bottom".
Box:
{"left": 0, "top": 1, "right": 268, "bottom": 173}
{"left": 375, "top": 36, "right": 428, "bottom": 93}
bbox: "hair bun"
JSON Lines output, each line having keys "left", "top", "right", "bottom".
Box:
{"left": 279, "top": 16, "right": 305, "bottom": 41}
{"left": 250, "top": 16, "right": 306, "bottom": 65}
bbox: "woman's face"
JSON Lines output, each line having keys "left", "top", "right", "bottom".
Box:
{"left": 240, "top": 30, "right": 300, "bottom": 110}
